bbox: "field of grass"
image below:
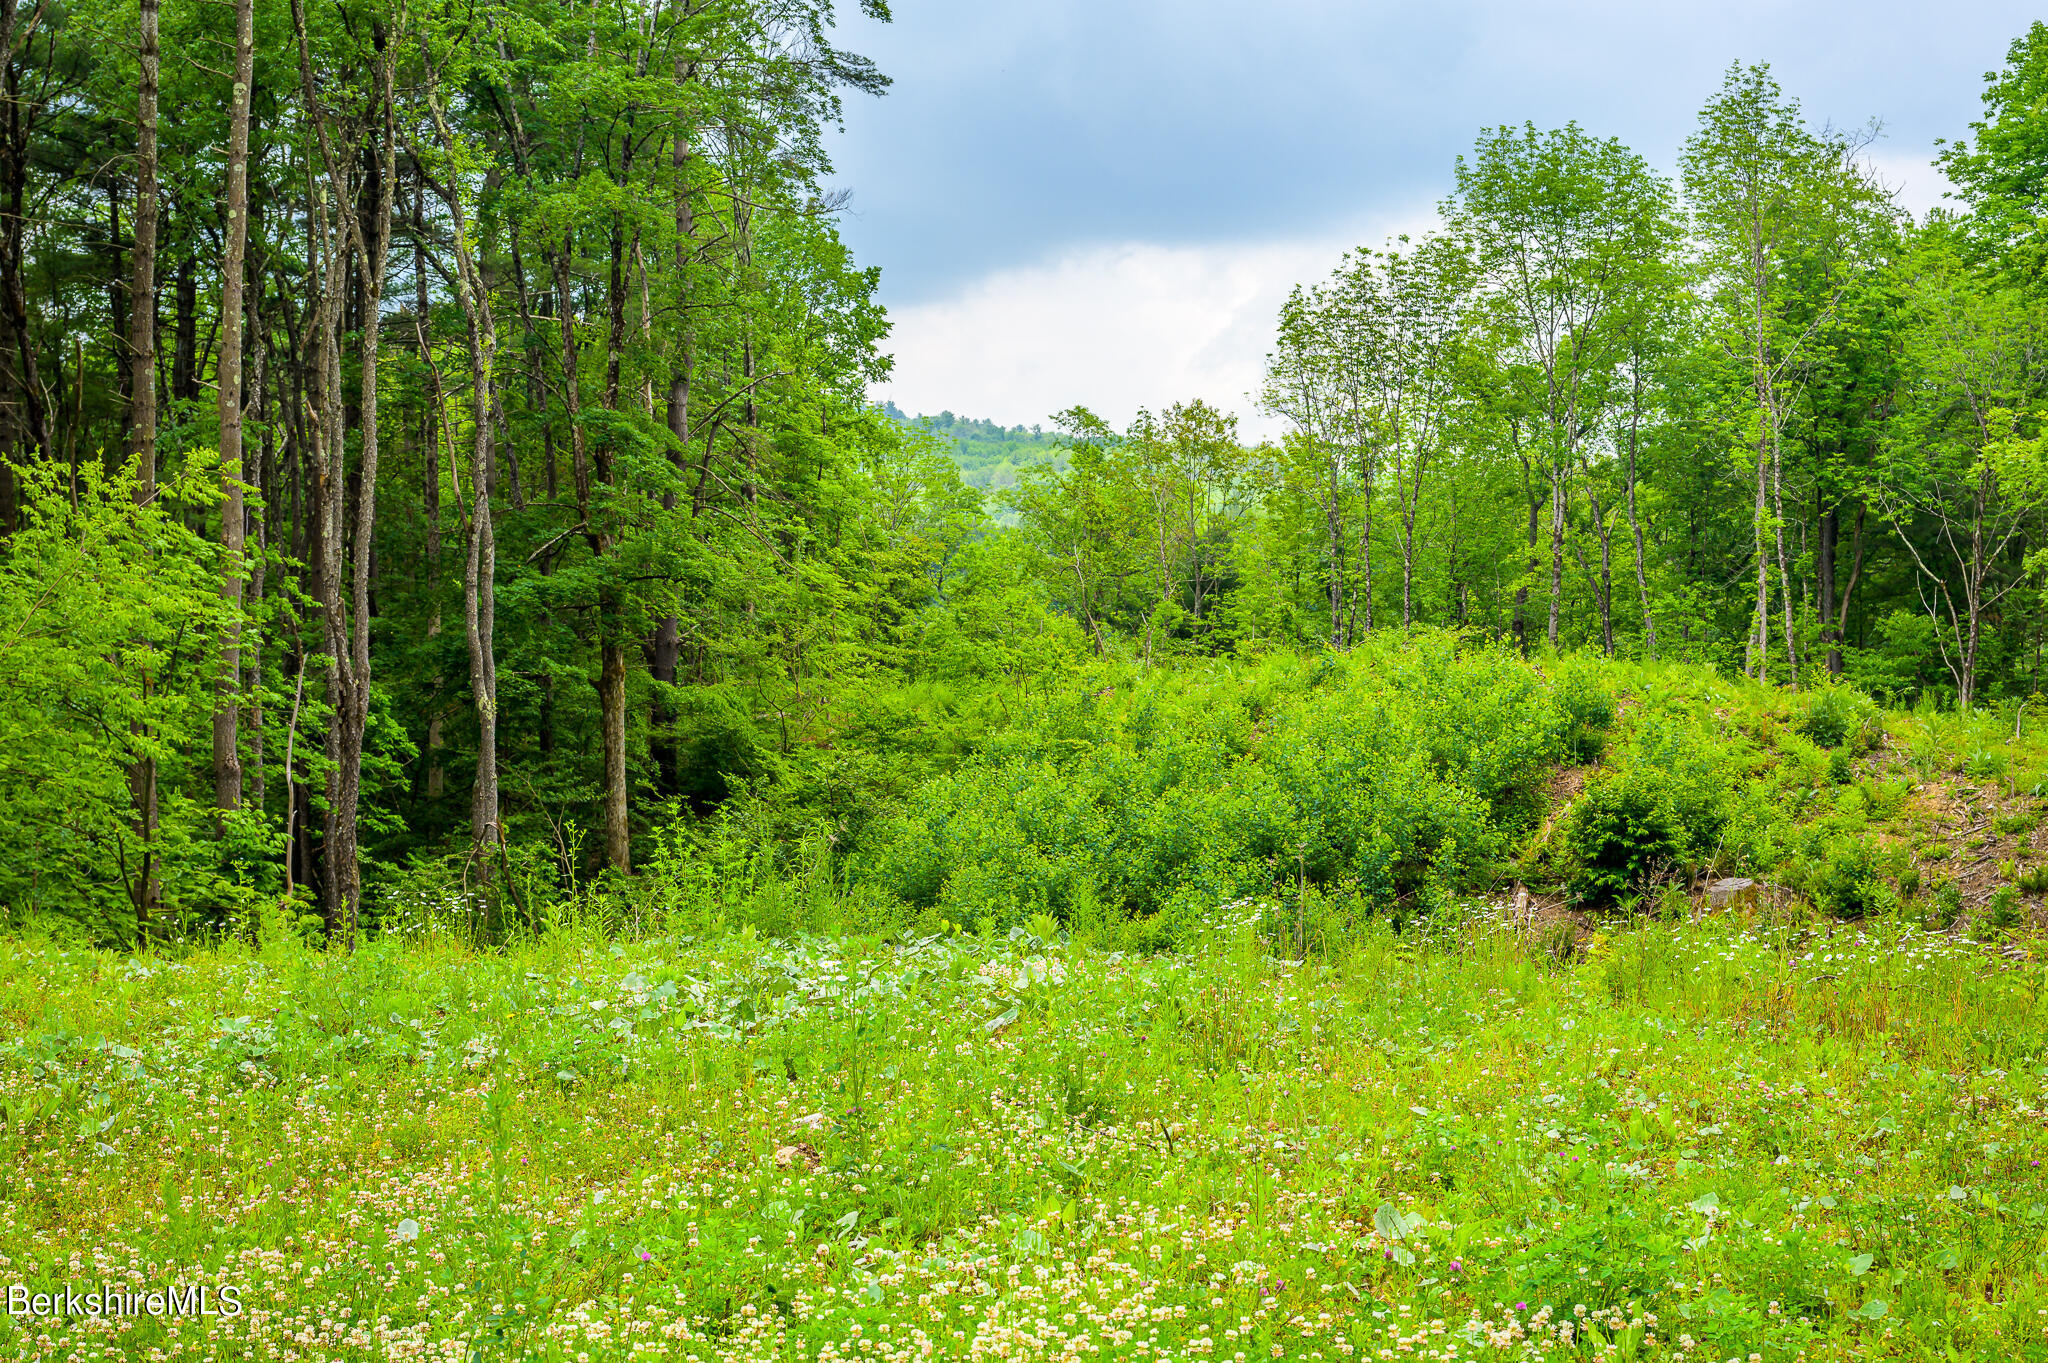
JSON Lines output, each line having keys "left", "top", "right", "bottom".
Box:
{"left": 3, "top": 900, "right": 2046, "bottom": 1362}
{"left": 14, "top": 648, "right": 2048, "bottom": 1361}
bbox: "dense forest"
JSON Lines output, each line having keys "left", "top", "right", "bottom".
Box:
{"left": 4, "top": 1, "right": 2048, "bottom": 950}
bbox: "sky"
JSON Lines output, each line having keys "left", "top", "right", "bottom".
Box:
{"left": 823, "top": 1, "right": 2040, "bottom": 440}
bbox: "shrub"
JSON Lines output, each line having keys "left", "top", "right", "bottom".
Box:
{"left": 1797, "top": 685, "right": 1876, "bottom": 750}
{"left": 1803, "top": 835, "right": 1890, "bottom": 920}
{"left": 1985, "top": 885, "right": 2024, "bottom": 934}
{"left": 1552, "top": 663, "right": 1618, "bottom": 762}
{"left": 1558, "top": 720, "right": 1734, "bottom": 908}
{"left": 1558, "top": 769, "right": 1691, "bottom": 907}
{"left": 858, "top": 634, "right": 1562, "bottom": 933}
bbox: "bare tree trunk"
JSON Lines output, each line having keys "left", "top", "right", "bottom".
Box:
{"left": 1546, "top": 469, "right": 1564, "bottom": 649}
{"left": 1749, "top": 433, "right": 1769, "bottom": 684}
{"left": 1624, "top": 369, "right": 1656, "bottom": 659}
{"left": 595, "top": 158, "right": 634, "bottom": 871}
{"left": 293, "top": 0, "right": 396, "bottom": 947}
{"left": 1769, "top": 432, "right": 1800, "bottom": 687}
{"left": 651, "top": 70, "right": 695, "bottom": 795}
{"left": 421, "top": 77, "right": 501, "bottom": 862}
{"left": 127, "top": 0, "right": 161, "bottom": 935}
{"left": 212, "top": 0, "right": 254, "bottom": 816}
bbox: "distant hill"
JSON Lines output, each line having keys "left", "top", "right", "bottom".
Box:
{"left": 882, "top": 401, "right": 1068, "bottom": 494}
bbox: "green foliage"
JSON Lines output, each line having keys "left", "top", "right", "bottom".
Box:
{"left": 0, "top": 461, "right": 241, "bottom": 941}
{"left": 1558, "top": 718, "right": 1736, "bottom": 907}
{"left": 858, "top": 636, "right": 1566, "bottom": 933}
{"left": 1797, "top": 684, "right": 1877, "bottom": 750}
{"left": 1552, "top": 660, "right": 1619, "bottom": 761}
{"left": 1794, "top": 833, "right": 1893, "bottom": 921}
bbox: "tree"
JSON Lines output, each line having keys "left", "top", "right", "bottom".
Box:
{"left": 1451, "top": 122, "right": 1677, "bottom": 652}
{"left": 212, "top": 0, "right": 254, "bottom": 816}
{"left": 1937, "top": 21, "right": 2048, "bottom": 285}
{"left": 1879, "top": 233, "right": 2048, "bottom": 709}
{"left": 1682, "top": 63, "right": 1889, "bottom": 686}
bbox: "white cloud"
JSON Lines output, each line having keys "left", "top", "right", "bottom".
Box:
{"left": 1861, "top": 147, "right": 1956, "bottom": 220}
{"left": 874, "top": 148, "right": 1959, "bottom": 445}
{"left": 873, "top": 209, "right": 1436, "bottom": 443}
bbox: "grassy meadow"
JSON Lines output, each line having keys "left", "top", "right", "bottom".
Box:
{"left": 8, "top": 646, "right": 2048, "bottom": 1361}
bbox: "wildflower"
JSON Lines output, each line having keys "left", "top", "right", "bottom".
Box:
{"left": 392, "top": 1219, "right": 420, "bottom": 1244}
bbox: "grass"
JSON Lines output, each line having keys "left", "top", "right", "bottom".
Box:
{"left": 3, "top": 902, "right": 2047, "bottom": 1361}
{"left": 13, "top": 646, "right": 2048, "bottom": 1361}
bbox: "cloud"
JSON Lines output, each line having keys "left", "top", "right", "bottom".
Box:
{"left": 1861, "top": 149, "right": 1956, "bottom": 220}
{"left": 840, "top": 0, "right": 2030, "bottom": 427}
{"left": 830, "top": 0, "right": 2037, "bottom": 300}
{"left": 874, "top": 210, "right": 1435, "bottom": 442}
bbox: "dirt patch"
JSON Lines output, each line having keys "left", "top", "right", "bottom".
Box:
{"left": 1544, "top": 764, "right": 1590, "bottom": 808}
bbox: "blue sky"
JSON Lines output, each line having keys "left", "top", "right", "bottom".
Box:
{"left": 824, "top": 1, "right": 2040, "bottom": 436}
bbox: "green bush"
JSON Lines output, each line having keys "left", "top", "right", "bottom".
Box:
{"left": 1985, "top": 885, "right": 2024, "bottom": 934}
{"left": 1553, "top": 662, "right": 1618, "bottom": 762}
{"left": 1802, "top": 835, "right": 1891, "bottom": 921}
{"left": 858, "top": 634, "right": 1568, "bottom": 934}
{"left": 1558, "top": 770, "right": 1690, "bottom": 906}
{"left": 1796, "top": 685, "right": 1876, "bottom": 750}
{"left": 1558, "top": 719, "right": 1733, "bottom": 907}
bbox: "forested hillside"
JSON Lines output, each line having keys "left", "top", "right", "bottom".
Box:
{"left": 4, "top": 2, "right": 2048, "bottom": 957}
{"left": 881, "top": 402, "right": 1067, "bottom": 491}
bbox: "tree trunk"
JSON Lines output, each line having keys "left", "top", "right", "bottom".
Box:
{"left": 293, "top": 0, "right": 396, "bottom": 947}
{"left": 244, "top": 312, "right": 269, "bottom": 817}
{"left": 1817, "top": 499, "right": 1837, "bottom": 676}
{"left": 600, "top": 617, "right": 630, "bottom": 873}
{"left": 651, "top": 78, "right": 695, "bottom": 796}
{"left": 212, "top": 0, "right": 254, "bottom": 816}
{"left": 1513, "top": 492, "right": 1537, "bottom": 656}
{"left": 1769, "top": 434, "right": 1800, "bottom": 687}
{"left": 1749, "top": 433, "right": 1769, "bottom": 684}
{"left": 1624, "top": 370, "right": 1656, "bottom": 659}
{"left": 422, "top": 76, "right": 501, "bottom": 864}
{"left": 127, "top": 0, "right": 161, "bottom": 935}
{"left": 1546, "top": 470, "right": 1564, "bottom": 649}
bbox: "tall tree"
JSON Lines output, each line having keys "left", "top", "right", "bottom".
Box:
{"left": 1682, "top": 63, "right": 1887, "bottom": 686}
{"left": 1451, "top": 122, "right": 1676, "bottom": 651}
{"left": 126, "top": 0, "right": 161, "bottom": 929}
{"left": 212, "top": 0, "right": 255, "bottom": 814}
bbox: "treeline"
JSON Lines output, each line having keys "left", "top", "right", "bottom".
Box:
{"left": 882, "top": 403, "right": 1064, "bottom": 493}
{"left": 0, "top": 0, "right": 1005, "bottom": 941}
{"left": 6, "top": 7, "right": 2048, "bottom": 947}
{"left": 1004, "top": 41, "right": 2048, "bottom": 713}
